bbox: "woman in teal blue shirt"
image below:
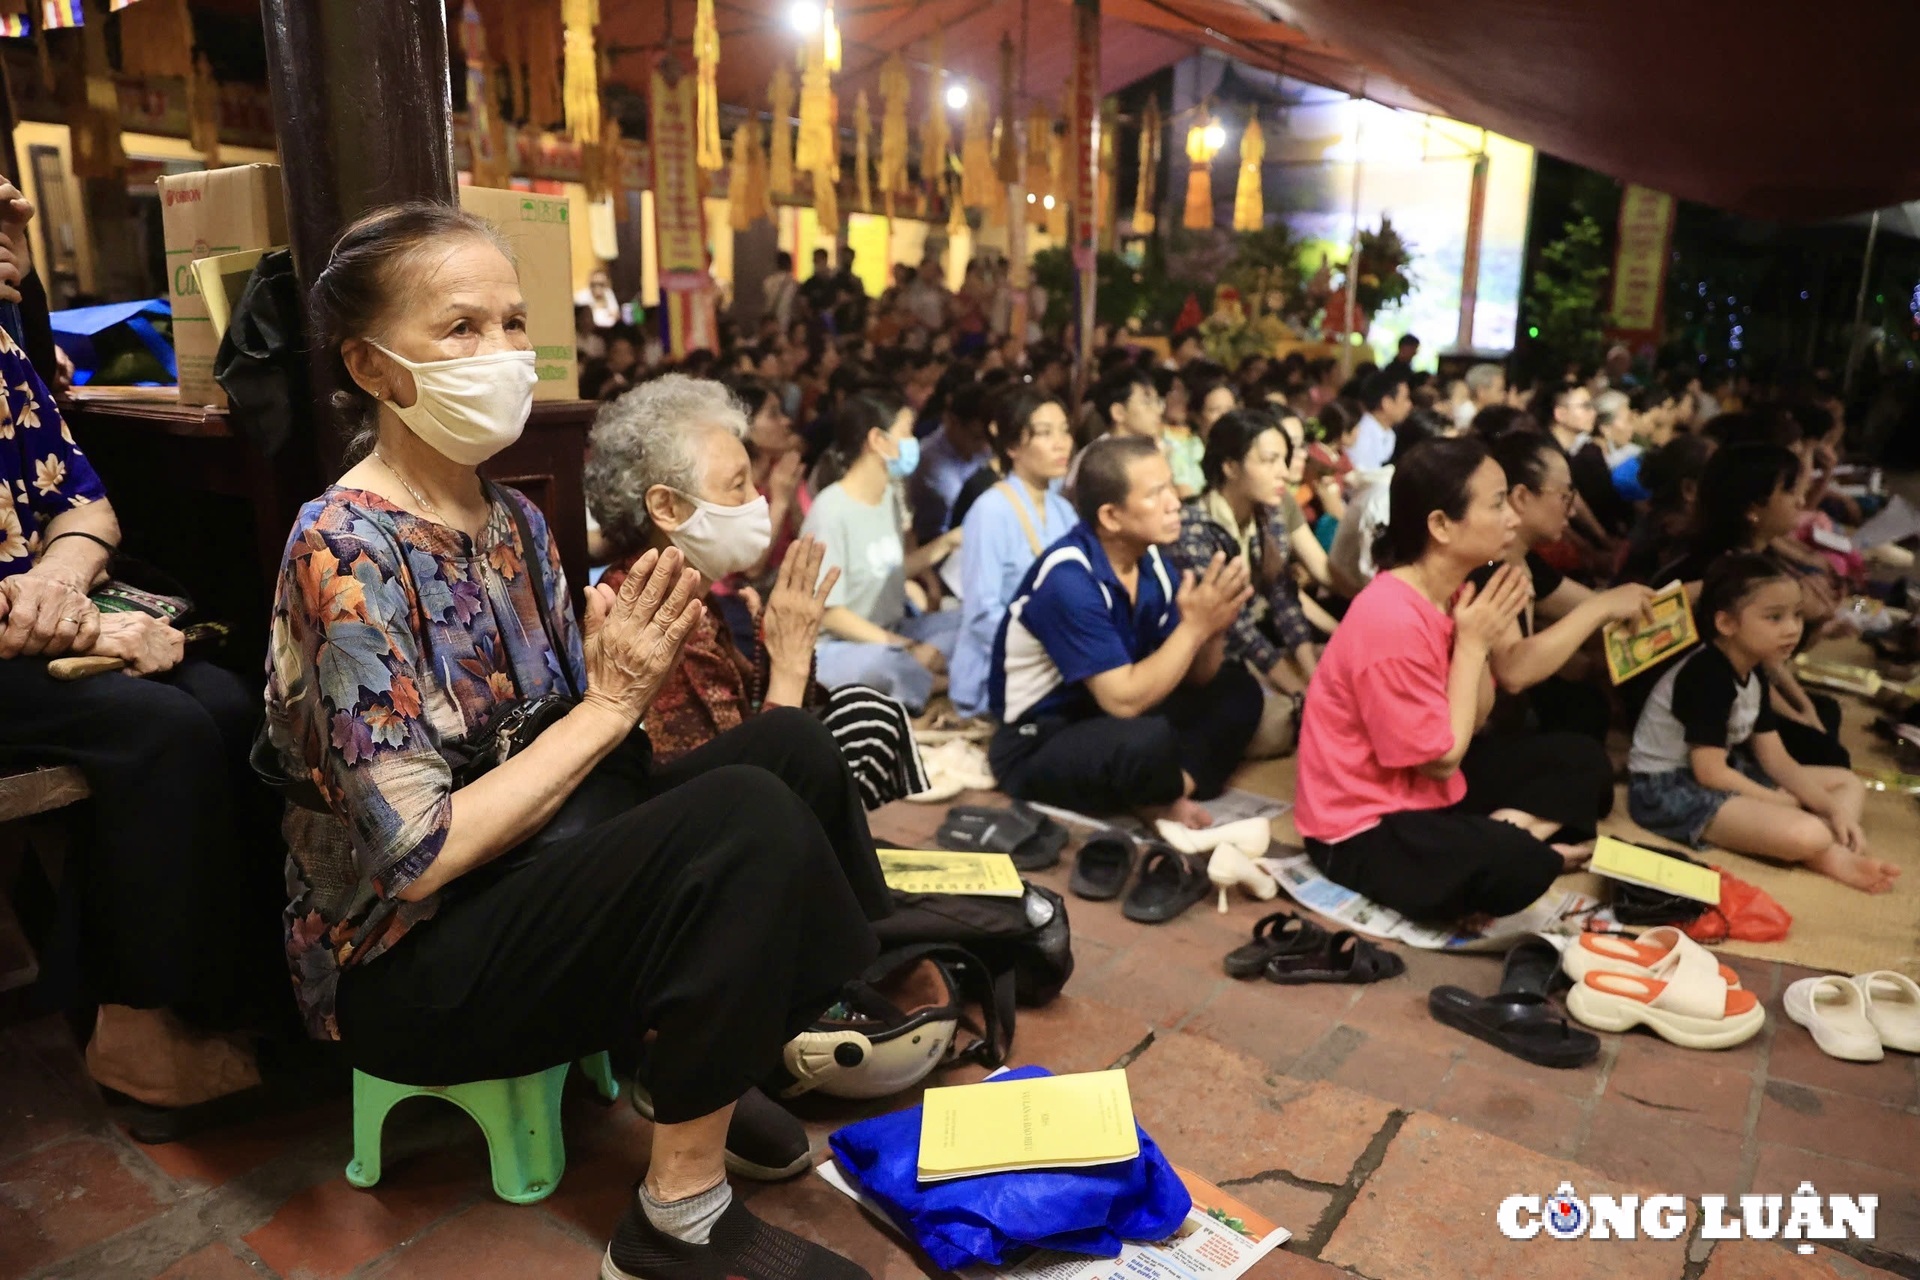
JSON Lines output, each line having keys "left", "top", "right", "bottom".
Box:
{"left": 950, "top": 388, "right": 1078, "bottom": 718}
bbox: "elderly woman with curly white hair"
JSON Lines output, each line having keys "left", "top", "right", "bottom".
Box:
{"left": 586, "top": 374, "right": 931, "bottom": 807}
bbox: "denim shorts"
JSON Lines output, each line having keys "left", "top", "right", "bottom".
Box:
{"left": 1627, "top": 748, "right": 1771, "bottom": 848}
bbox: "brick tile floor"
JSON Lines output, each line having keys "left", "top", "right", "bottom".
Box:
{"left": 4, "top": 801, "right": 1918, "bottom": 1279}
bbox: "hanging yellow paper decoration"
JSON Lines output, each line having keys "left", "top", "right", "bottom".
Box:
{"left": 738, "top": 120, "right": 772, "bottom": 226}
{"left": 768, "top": 62, "right": 795, "bottom": 197}
{"left": 1233, "top": 112, "right": 1264, "bottom": 231}
{"left": 1024, "top": 106, "right": 1050, "bottom": 229}
{"left": 1133, "top": 97, "right": 1159, "bottom": 234}
{"left": 920, "top": 33, "right": 950, "bottom": 186}
{"left": 995, "top": 35, "right": 1019, "bottom": 184}
{"left": 187, "top": 51, "right": 221, "bottom": 168}
{"left": 823, "top": 3, "right": 841, "bottom": 72}
{"left": 877, "top": 53, "right": 910, "bottom": 213}
{"left": 1183, "top": 118, "right": 1216, "bottom": 230}
{"left": 728, "top": 126, "right": 754, "bottom": 231}
{"left": 748, "top": 118, "right": 771, "bottom": 218}
{"left": 693, "top": 0, "right": 722, "bottom": 171}
{"left": 116, "top": 0, "right": 192, "bottom": 79}
{"left": 961, "top": 89, "right": 993, "bottom": 210}
{"left": 1046, "top": 123, "right": 1067, "bottom": 239}
{"left": 561, "top": 0, "right": 600, "bottom": 144}
{"left": 854, "top": 90, "right": 874, "bottom": 212}
{"left": 525, "top": 0, "right": 563, "bottom": 128}
{"left": 795, "top": 42, "right": 832, "bottom": 173}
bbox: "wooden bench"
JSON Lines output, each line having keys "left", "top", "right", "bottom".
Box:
{"left": 0, "top": 764, "right": 89, "bottom": 1024}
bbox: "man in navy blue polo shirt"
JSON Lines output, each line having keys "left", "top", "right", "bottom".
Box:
{"left": 987, "top": 435, "right": 1261, "bottom": 827}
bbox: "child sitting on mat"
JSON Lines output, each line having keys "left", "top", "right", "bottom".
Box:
{"left": 1626, "top": 553, "right": 1900, "bottom": 894}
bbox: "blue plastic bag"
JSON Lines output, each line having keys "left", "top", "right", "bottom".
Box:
{"left": 827, "top": 1066, "right": 1192, "bottom": 1271}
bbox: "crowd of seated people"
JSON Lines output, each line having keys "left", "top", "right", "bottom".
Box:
{"left": 6, "top": 185, "right": 1914, "bottom": 1280}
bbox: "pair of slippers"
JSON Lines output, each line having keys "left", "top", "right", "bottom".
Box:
{"left": 1429, "top": 937, "right": 1602, "bottom": 1069}
{"left": 1560, "top": 928, "right": 1765, "bottom": 1051}
{"left": 1070, "top": 836, "right": 1216, "bottom": 925}
{"left": 1222, "top": 911, "right": 1406, "bottom": 984}
{"left": 937, "top": 803, "right": 1069, "bottom": 871}
{"left": 1784, "top": 970, "right": 1920, "bottom": 1062}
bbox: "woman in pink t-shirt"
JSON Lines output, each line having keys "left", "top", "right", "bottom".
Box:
{"left": 1294, "top": 436, "right": 1600, "bottom": 923}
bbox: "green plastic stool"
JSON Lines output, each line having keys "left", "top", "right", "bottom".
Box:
{"left": 345, "top": 1053, "right": 620, "bottom": 1205}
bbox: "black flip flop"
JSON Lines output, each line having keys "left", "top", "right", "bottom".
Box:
{"left": 1263, "top": 930, "right": 1406, "bottom": 984}
{"left": 1500, "top": 936, "right": 1570, "bottom": 999}
{"left": 1009, "top": 803, "right": 1068, "bottom": 871}
{"left": 936, "top": 803, "right": 1063, "bottom": 871}
{"left": 1070, "top": 833, "right": 1136, "bottom": 901}
{"left": 1121, "top": 845, "right": 1211, "bottom": 924}
{"left": 937, "top": 804, "right": 1039, "bottom": 856}
{"left": 1427, "top": 986, "right": 1600, "bottom": 1069}
{"left": 1223, "top": 912, "right": 1328, "bottom": 979}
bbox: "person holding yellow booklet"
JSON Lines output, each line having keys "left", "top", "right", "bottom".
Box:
{"left": 1627, "top": 555, "right": 1900, "bottom": 894}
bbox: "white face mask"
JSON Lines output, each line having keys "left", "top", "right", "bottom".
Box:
{"left": 667, "top": 492, "right": 772, "bottom": 580}
{"left": 373, "top": 343, "right": 538, "bottom": 466}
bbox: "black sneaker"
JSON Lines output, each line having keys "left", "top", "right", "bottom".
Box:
{"left": 629, "top": 1085, "right": 813, "bottom": 1181}
{"left": 602, "top": 1196, "right": 871, "bottom": 1280}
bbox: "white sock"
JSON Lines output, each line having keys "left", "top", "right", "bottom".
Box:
{"left": 639, "top": 1180, "right": 733, "bottom": 1245}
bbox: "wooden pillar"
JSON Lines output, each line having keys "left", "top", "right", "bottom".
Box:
{"left": 261, "top": 0, "right": 456, "bottom": 470}
{"left": 1455, "top": 146, "right": 1489, "bottom": 351}
{"left": 1068, "top": 0, "right": 1099, "bottom": 401}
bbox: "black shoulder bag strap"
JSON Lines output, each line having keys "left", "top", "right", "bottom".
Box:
{"left": 488, "top": 480, "right": 580, "bottom": 700}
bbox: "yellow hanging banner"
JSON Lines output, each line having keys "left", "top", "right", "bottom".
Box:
{"left": 1232, "top": 113, "right": 1264, "bottom": 231}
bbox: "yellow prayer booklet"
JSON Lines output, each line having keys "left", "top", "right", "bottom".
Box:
{"left": 916, "top": 1069, "right": 1140, "bottom": 1183}
{"left": 1602, "top": 581, "right": 1699, "bottom": 685}
{"left": 1589, "top": 836, "right": 1722, "bottom": 905}
{"left": 878, "top": 850, "right": 1024, "bottom": 898}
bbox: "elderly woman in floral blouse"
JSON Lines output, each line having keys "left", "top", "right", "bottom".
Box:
{"left": 0, "top": 183, "right": 286, "bottom": 1126}
{"left": 263, "top": 203, "right": 882, "bottom": 1280}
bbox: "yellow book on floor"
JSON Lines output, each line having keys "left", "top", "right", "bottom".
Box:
{"left": 877, "top": 850, "right": 1024, "bottom": 898}
{"left": 917, "top": 1069, "right": 1139, "bottom": 1182}
{"left": 1590, "top": 836, "right": 1722, "bottom": 905}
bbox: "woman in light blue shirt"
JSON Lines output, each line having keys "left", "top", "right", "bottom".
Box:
{"left": 950, "top": 388, "right": 1079, "bottom": 718}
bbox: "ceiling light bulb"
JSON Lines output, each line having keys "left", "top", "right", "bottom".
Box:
{"left": 1026, "top": 192, "right": 1037, "bottom": 204}
{"left": 945, "top": 83, "right": 969, "bottom": 111}
{"left": 1203, "top": 123, "right": 1227, "bottom": 152}
{"left": 1042, "top": 194, "right": 1056, "bottom": 210}
{"left": 790, "top": 1, "right": 821, "bottom": 33}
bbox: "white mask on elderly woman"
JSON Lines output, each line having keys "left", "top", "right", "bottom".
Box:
{"left": 373, "top": 343, "right": 538, "bottom": 466}
{"left": 665, "top": 492, "right": 772, "bottom": 580}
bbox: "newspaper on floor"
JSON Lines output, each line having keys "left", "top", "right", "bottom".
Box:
{"left": 1849, "top": 493, "right": 1920, "bottom": 552}
{"left": 816, "top": 1159, "right": 1289, "bottom": 1280}
{"left": 1259, "top": 852, "right": 1599, "bottom": 951}
{"left": 1027, "top": 789, "right": 1291, "bottom": 835}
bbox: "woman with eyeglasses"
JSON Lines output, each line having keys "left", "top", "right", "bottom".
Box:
{"left": 1469, "top": 430, "right": 1659, "bottom": 742}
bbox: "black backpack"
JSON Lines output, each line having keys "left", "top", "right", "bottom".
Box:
{"left": 872, "top": 881, "right": 1075, "bottom": 1010}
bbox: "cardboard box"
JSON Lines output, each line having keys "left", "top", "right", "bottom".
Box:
{"left": 458, "top": 186, "right": 579, "bottom": 400}
{"left": 158, "top": 164, "right": 288, "bottom": 409}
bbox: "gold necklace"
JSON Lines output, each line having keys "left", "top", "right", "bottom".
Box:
{"left": 373, "top": 450, "right": 443, "bottom": 519}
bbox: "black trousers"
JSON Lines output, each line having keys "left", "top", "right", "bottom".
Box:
{"left": 1459, "top": 730, "right": 1615, "bottom": 845}
{"left": 1304, "top": 730, "right": 1607, "bottom": 924}
{"left": 335, "top": 708, "right": 888, "bottom": 1125}
{"left": 1529, "top": 676, "right": 1613, "bottom": 744}
{"left": 1777, "top": 692, "right": 1851, "bottom": 769}
{"left": 990, "top": 661, "right": 1262, "bottom": 814}
{"left": 0, "top": 657, "right": 289, "bottom": 1029}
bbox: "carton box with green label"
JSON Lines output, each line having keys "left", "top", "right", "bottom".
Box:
{"left": 158, "top": 164, "right": 288, "bottom": 409}
{"left": 458, "top": 185, "right": 579, "bottom": 401}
